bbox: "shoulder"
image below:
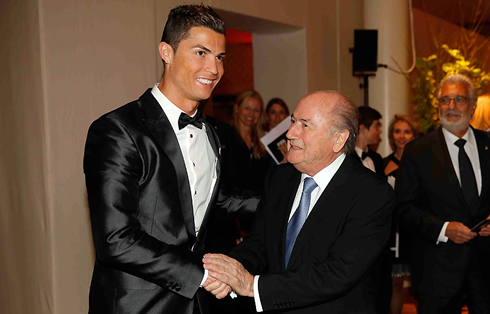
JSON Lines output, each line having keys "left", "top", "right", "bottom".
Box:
{"left": 89, "top": 89, "right": 159, "bottom": 131}
{"left": 403, "top": 129, "right": 439, "bottom": 156}
{"left": 473, "top": 127, "right": 490, "bottom": 142}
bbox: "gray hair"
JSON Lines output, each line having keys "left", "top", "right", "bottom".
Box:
{"left": 437, "top": 74, "right": 477, "bottom": 103}
{"left": 324, "top": 91, "right": 359, "bottom": 155}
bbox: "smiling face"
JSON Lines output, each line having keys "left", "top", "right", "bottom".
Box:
{"left": 268, "top": 103, "right": 289, "bottom": 129}
{"left": 159, "top": 26, "right": 226, "bottom": 114}
{"left": 392, "top": 120, "right": 414, "bottom": 152}
{"left": 235, "top": 97, "right": 262, "bottom": 128}
{"left": 286, "top": 93, "right": 340, "bottom": 176}
{"left": 439, "top": 83, "right": 476, "bottom": 137}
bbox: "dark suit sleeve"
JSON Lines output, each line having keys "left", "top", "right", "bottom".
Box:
{"left": 84, "top": 117, "right": 203, "bottom": 299}
{"left": 395, "top": 144, "right": 446, "bottom": 242}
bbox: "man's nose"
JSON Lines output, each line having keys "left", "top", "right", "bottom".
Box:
{"left": 286, "top": 124, "right": 297, "bottom": 139}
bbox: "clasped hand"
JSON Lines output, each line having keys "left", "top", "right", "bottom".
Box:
{"left": 202, "top": 253, "right": 254, "bottom": 298}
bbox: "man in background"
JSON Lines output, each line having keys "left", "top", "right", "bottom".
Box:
{"left": 396, "top": 74, "right": 490, "bottom": 313}
{"left": 353, "top": 106, "right": 385, "bottom": 176}
{"left": 203, "top": 91, "right": 394, "bottom": 313}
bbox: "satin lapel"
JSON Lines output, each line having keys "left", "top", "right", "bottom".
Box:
{"left": 475, "top": 129, "right": 490, "bottom": 208}
{"left": 286, "top": 156, "right": 351, "bottom": 269}
{"left": 433, "top": 128, "right": 465, "bottom": 200}
{"left": 139, "top": 91, "right": 196, "bottom": 242}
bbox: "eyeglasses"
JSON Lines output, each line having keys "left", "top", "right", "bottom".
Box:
{"left": 438, "top": 95, "right": 468, "bottom": 107}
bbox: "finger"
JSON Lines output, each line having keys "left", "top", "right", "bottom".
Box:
{"left": 215, "top": 285, "right": 232, "bottom": 299}
{"left": 203, "top": 282, "right": 220, "bottom": 293}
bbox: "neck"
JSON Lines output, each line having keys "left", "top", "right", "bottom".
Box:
{"left": 158, "top": 77, "right": 199, "bottom": 115}
{"left": 356, "top": 138, "right": 368, "bottom": 151}
{"left": 237, "top": 124, "right": 253, "bottom": 147}
{"left": 394, "top": 148, "right": 403, "bottom": 160}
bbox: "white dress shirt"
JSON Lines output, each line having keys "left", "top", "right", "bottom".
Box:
{"left": 253, "top": 154, "right": 346, "bottom": 312}
{"left": 437, "top": 127, "right": 481, "bottom": 243}
{"left": 151, "top": 84, "right": 217, "bottom": 234}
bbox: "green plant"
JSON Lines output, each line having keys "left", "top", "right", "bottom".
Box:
{"left": 412, "top": 45, "right": 490, "bottom": 134}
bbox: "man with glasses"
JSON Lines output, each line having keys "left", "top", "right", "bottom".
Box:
{"left": 396, "top": 74, "right": 490, "bottom": 313}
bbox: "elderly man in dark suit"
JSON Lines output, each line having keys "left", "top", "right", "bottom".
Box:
{"left": 396, "top": 74, "right": 490, "bottom": 314}
{"left": 83, "top": 4, "right": 257, "bottom": 314}
{"left": 202, "top": 91, "right": 394, "bottom": 313}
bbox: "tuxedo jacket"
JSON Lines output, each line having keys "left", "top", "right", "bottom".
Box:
{"left": 395, "top": 127, "right": 490, "bottom": 297}
{"left": 229, "top": 155, "right": 394, "bottom": 313}
{"left": 84, "top": 89, "right": 256, "bottom": 314}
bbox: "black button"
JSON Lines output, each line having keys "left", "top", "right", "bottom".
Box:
{"left": 190, "top": 134, "right": 193, "bottom": 138}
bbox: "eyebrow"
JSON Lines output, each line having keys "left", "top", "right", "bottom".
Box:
{"left": 193, "top": 45, "right": 226, "bottom": 57}
{"left": 291, "top": 114, "right": 311, "bottom": 124}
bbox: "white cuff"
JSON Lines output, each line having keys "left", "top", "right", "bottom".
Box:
{"left": 253, "top": 275, "right": 263, "bottom": 312}
{"left": 437, "top": 221, "right": 450, "bottom": 244}
{"left": 200, "top": 269, "right": 209, "bottom": 287}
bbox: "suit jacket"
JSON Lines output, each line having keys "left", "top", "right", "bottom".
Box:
{"left": 84, "top": 89, "right": 236, "bottom": 313}
{"left": 395, "top": 127, "right": 490, "bottom": 297}
{"left": 229, "top": 154, "right": 394, "bottom": 313}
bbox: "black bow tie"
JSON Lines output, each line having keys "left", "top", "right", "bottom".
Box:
{"left": 361, "top": 151, "right": 369, "bottom": 160}
{"left": 178, "top": 111, "right": 204, "bottom": 130}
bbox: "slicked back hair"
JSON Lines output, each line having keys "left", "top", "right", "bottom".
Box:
{"left": 161, "top": 4, "right": 225, "bottom": 53}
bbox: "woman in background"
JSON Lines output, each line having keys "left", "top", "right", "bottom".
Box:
{"left": 263, "top": 97, "right": 290, "bottom": 131}
{"left": 223, "top": 90, "right": 270, "bottom": 230}
{"left": 384, "top": 114, "right": 420, "bottom": 314}
{"left": 263, "top": 97, "right": 290, "bottom": 164}
{"left": 470, "top": 94, "right": 490, "bottom": 132}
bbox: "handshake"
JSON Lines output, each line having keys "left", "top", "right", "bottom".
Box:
{"left": 202, "top": 253, "right": 255, "bottom": 299}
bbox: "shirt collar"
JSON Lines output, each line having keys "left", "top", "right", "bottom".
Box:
{"left": 442, "top": 126, "right": 475, "bottom": 148}
{"left": 301, "top": 153, "right": 346, "bottom": 192}
{"left": 354, "top": 146, "right": 367, "bottom": 159}
{"left": 151, "top": 83, "right": 199, "bottom": 134}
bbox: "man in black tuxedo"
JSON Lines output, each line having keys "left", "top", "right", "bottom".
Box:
{"left": 202, "top": 91, "right": 394, "bottom": 313}
{"left": 83, "top": 5, "right": 257, "bottom": 314}
{"left": 352, "top": 106, "right": 385, "bottom": 176}
{"left": 396, "top": 74, "right": 490, "bottom": 314}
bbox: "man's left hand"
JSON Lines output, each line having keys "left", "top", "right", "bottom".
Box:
{"left": 479, "top": 215, "right": 490, "bottom": 237}
{"left": 203, "top": 254, "right": 254, "bottom": 297}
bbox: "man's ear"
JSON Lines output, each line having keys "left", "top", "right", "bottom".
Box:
{"left": 158, "top": 42, "right": 173, "bottom": 64}
{"left": 359, "top": 124, "right": 367, "bottom": 134}
{"left": 333, "top": 130, "right": 349, "bottom": 153}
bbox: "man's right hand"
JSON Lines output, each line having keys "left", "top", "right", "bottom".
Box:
{"left": 445, "top": 222, "right": 477, "bottom": 244}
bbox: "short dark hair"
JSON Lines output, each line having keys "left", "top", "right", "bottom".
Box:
{"left": 161, "top": 4, "right": 225, "bottom": 52}
{"left": 358, "top": 106, "right": 381, "bottom": 130}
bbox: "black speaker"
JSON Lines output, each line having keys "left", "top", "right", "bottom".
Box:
{"left": 352, "top": 29, "right": 378, "bottom": 75}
